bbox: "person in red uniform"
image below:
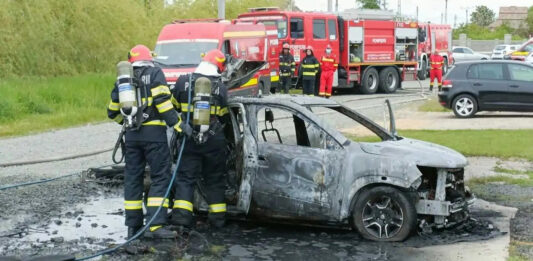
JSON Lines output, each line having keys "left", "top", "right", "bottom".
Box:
{"left": 429, "top": 51, "right": 444, "bottom": 92}
{"left": 319, "top": 45, "right": 338, "bottom": 98}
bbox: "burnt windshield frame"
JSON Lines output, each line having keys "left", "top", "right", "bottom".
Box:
{"left": 308, "top": 105, "right": 395, "bottom": 141}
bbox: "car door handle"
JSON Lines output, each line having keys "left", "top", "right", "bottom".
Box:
{"left": 509, "top": 84, "right": 519, "bottom": 88}
{"left": 473, "top": 83, "right": 482, "bottom": 86}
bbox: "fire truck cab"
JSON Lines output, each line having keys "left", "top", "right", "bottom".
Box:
{"left": 416, "top": 23, "right": 454, "bottom": 80}
{"left": 154, "top": 19, "right": 277, "bottom": 96}
{"left": 238, "top": 8, "right": 420, "bottom": 94}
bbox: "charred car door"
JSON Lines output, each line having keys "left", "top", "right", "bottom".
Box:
{"left": 251, "top": 105, "right": 344, "bottom": 221}
{"left": 227, "top": 103, "right": 257, "bottom": 214}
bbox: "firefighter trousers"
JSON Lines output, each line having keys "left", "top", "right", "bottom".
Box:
{"left": 302, "top": 79, "right": 315, "bottom": 95}
{"left": 124, "top": 141, "right": 171, "bottom": 228}
{"left": 429, "top": 69, "right": 443, "bottom": 90}
{"left": 319, "top": 71, "right": 334, "bottom": 97}
{"left": 172, "top": 132, "right": 227, "bottom": 226}
{"left": 278, "top": 76, "right": 291, "bottom": 94}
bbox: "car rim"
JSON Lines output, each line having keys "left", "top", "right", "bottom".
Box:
{"left": 455, "top": 97, "right": 474, "bottom": 116}
{"left": 361, "top": 196, "right": 404, "bottom": 239}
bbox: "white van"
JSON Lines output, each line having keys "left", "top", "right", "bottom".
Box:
{"left": 491, "top": 44, "right": 519, "bottom": 59}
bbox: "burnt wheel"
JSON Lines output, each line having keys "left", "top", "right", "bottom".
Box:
{"left": 352, "top": 186, "right": 416, "bottom": 241}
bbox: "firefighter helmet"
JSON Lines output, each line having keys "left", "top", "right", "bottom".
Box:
{"left": 282, "top": 42, "right": 290, "bottom": 49}
{"left": 128, "top": 45, "right": 152, "bottom": 63}
{"left": 203, "top": 49, "right": 226, "bottom": 73}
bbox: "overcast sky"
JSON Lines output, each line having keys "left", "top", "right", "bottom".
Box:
{"left": 294, "top": 0, "right": 533, "bottom": 27}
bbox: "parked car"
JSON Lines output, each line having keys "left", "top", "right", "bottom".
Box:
{"left": 438, "top": 60, "right": 533, "bottom": 118}
{"left": 190, "top": 95, "right": 474, "bottom": 242}
{"left": 452, "top": 46, "right": 490, "bottom": 62}
{"left": 491, "top": 44, "right": 520, "bottom": 60}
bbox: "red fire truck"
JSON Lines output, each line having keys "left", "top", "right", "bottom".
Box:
{"left": 153, "top": 19, "right": 278, "bottom": 96}
{"left": 237, "top": 8, "right": 419, "bottom": 94}
{"left": 416, "top": 23, "right": 454, "bottom": 80}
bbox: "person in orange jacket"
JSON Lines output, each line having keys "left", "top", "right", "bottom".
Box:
{"left": 429, "top": 50, "right": 444, "bottom": 92}
{"left": 319, "top": 45, "right": 337, "bottom": 98}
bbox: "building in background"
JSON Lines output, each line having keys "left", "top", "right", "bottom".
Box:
{"left": 489, "top": 6, "right": 528, "bottom": 30}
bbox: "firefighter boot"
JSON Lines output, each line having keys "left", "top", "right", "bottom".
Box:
{"left": 127, "top": 226, "right": 142, "bottom": 239}
{"left": 170, "top": 209, "right": 194, "bottom": 228}
{"left": 208, "top": 212, "right": 226, "bottom": 229}
{"left": 143, "top": 225, "right": 177, "bottom": 239}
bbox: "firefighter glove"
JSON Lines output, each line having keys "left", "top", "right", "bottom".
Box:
{"left": 175, "top": 121, "right": 193, "bottom": 137}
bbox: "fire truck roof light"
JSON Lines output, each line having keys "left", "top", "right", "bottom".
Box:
{"left": 248, "top": 7, "right": 280, "bottom": 12}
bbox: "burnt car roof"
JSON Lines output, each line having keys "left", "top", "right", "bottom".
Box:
{"left": 229, "top": 94, "right": 340, "bottom": 107}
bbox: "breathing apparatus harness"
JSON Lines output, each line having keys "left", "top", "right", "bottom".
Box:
{"left": 188, "top": 74, "right": 225, "bottom": 144}
{"left": 112, "top": 61, "right": 153, "bottom": 164}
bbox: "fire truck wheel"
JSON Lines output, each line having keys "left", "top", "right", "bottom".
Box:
{"left": 417, "top": 60, "right": 427, "bottom": 80}
{"left": 378, "top": 67, "right": 399, "bottom": 93}
{"left": 361, "top": 67, "right": 379, "bottom": 94}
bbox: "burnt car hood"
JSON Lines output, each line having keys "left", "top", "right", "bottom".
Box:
{"left": 358, "top": 138, "right": 467, "bottom": 169}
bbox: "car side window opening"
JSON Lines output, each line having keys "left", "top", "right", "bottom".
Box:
{"left": 453, "top": 48, "right": 463, "bottom": 53}
{"left": 464, "top": 48, "right": 474, "bottom": 54}
{"left": 328, "top": 19, "right": 337, "bottom": 40}
{"left": 257, "top": 106, "right": 336, "bottom": 150}
{"left": 508, "top": 64, "right": 533, "bottom": 82}
{"left": 467, "top": 64, "right": 504, "bottom": 80}
{"left": 311, "top": 106, "right": 383, "bottom": 143}
{"left": 313, "top": 19, "right": 326, "bottom": 39}
{"left": 290, "top": 17, "right": 304, "bottom": 39}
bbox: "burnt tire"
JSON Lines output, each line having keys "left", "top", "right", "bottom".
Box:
{"left": 378, "top": 67, "right": 399, "bottom": 93}
{"left": 352, "top": 186, "right": 416, "bottom": 242}
{"left": 452, "top": 94, "right": 477, "bottom": 118}
{"left": 360, "top": 67, "right": 379, "bottom": 94}
{"left": 417, "top": 60, "right": 427, "bottom": 80}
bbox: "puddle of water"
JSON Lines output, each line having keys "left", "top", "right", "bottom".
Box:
{"left": 26, "top": 195, "right": 126, "bottom": 244}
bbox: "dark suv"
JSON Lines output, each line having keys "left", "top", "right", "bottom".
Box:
{"left": 438, "top": 60, "right": 533, "bottom": 118}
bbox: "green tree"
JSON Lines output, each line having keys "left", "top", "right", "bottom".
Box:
{"left": 356, "top": 0, "right": 380, "bottom": 9}
{"left": 527, "top": 6, "right": 533, "bottom": 35}
{"left": 470, "top": 5, "right": 495, "bottom": 27}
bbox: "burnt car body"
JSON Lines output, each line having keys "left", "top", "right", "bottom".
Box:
{"left": 192, "top": 95, "right": 475, "bottom": 241}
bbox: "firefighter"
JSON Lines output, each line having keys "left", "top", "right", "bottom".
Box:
{"left": 170, "top": 49, "right": 230, "bottom": 229}
{"left": 107, "top": 45, "right": 181, "bottom": 239}
{"left": 319, "top": 45, "right": 338, "bottom": 98}
{"left": 429, "top": 50, "right": 444, "bottom": 92}
{"left": 278, "top": 42, "right": 295, "bottom": 94}
{"left": 299, "top": 46, "right": 320, "bottom": 95}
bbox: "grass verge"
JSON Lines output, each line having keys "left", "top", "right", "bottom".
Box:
{"left": 394, "top": 129, "right": 533, "bottom": 161}
{"left": 418, "top": 98, "right": 450, "bottom": 112}
{"left": 0, "top": 74, "right": 113, "bottom": 137}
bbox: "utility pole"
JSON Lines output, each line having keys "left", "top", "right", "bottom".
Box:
{"left": 218, "top": 0, "right": 225, "bottom": 20}
{"left": 397, "top": 0, "right": 401, "bottom": 16}
{"left": 335, "top": 0, "right": 338, "bottom": 12}
{"left": 466, "top": 9, "right": 469, "bottom": 25}
{"left": 382, "top": 0, "right": 387, "bottom": 10}
{"left": 454, "top": 14, "right": 457, "bottom": 28}
{"left": 416, "top": 6, "right": 419, "bottom": 22}
{"left": 444, "top": 0, "right": 448, "bottom": 24}
{"left": 328, "top": 0, "right": 332, "bottom": 12}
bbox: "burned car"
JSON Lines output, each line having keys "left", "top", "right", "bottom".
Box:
{"left": 190, "top": 95, "right": 474, "bottom": 242}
